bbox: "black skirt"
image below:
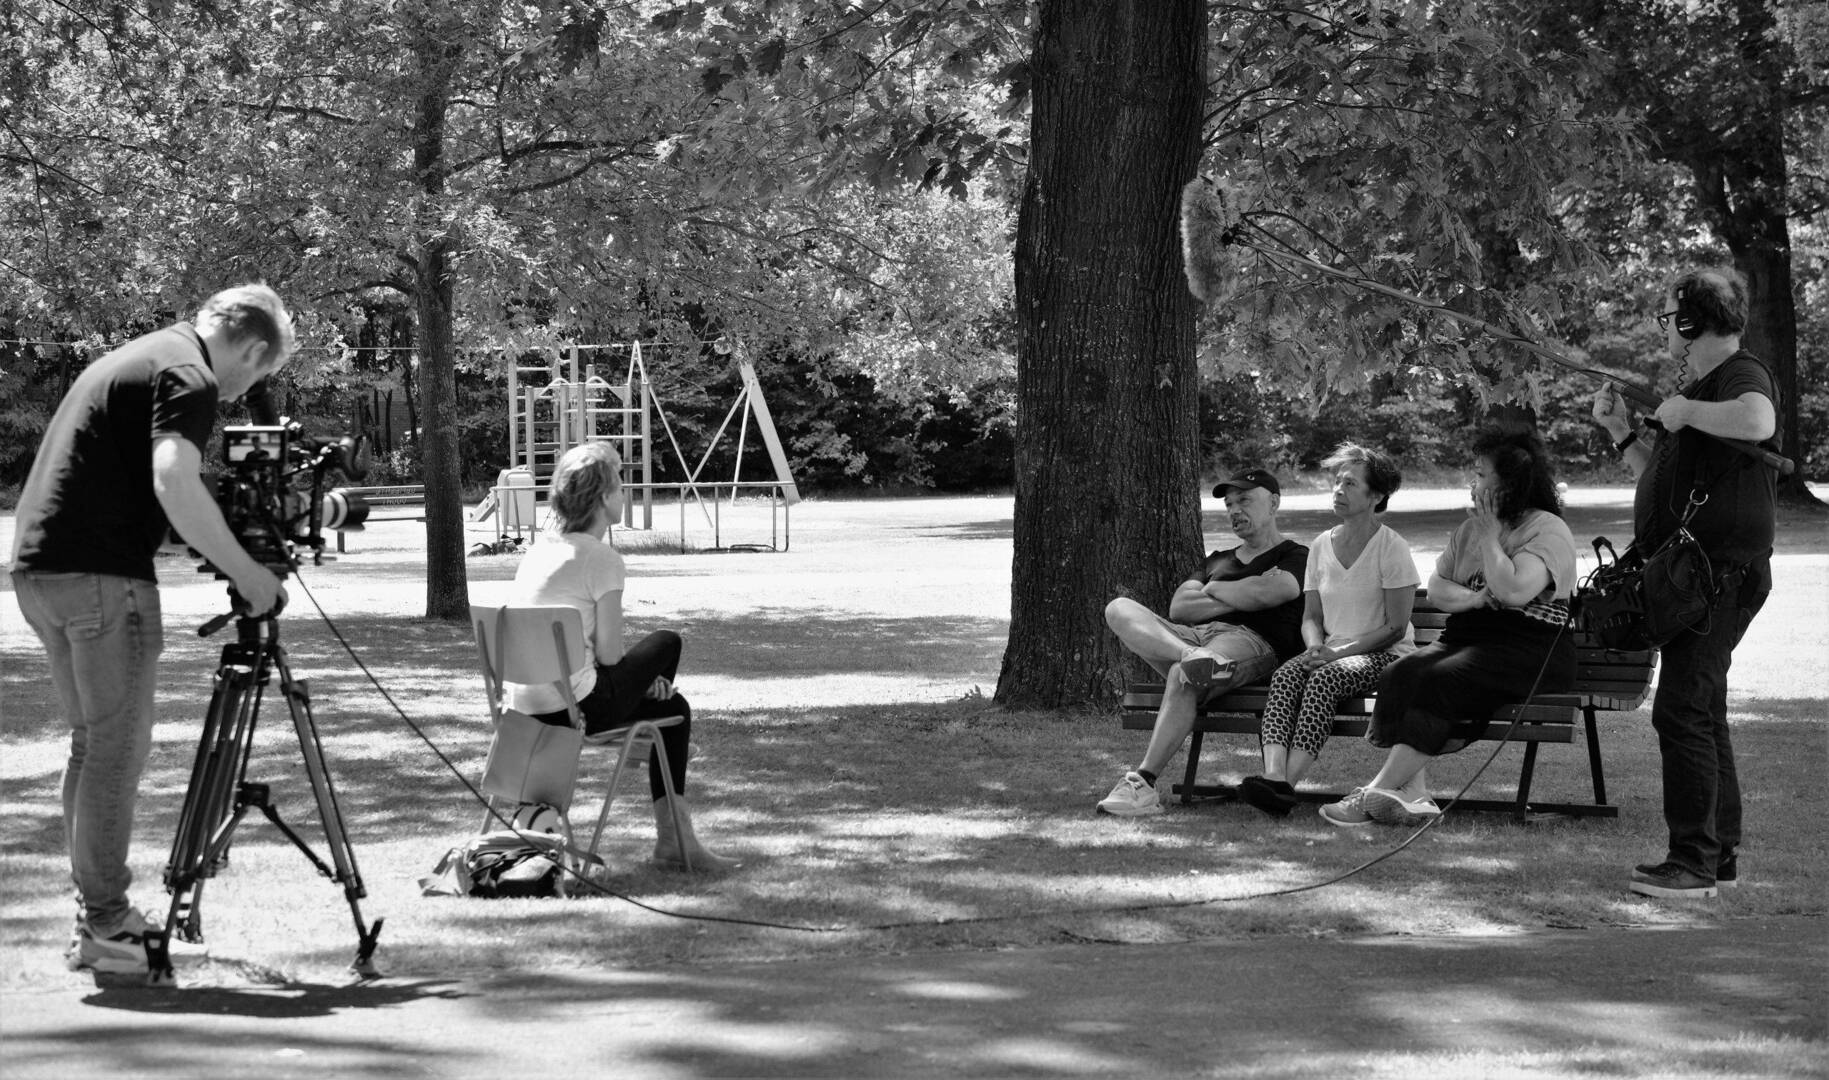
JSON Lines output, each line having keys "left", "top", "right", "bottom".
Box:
{"left": 1368, "top": 608, "right": 1576, "bottom": 756}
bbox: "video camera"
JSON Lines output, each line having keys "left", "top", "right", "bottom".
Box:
{"left": 206, "top": 423, "right": 371, "bottom": 577}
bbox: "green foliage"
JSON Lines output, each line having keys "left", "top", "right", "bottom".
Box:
{"left": 3, "top": 0, "right": 1820, "bottom": 501}
{"left": 1196, "top": 0, "right": 1638, "bottom": 410}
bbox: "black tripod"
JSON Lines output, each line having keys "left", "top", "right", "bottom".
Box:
{"left": 158, "top": 601, "right": 383, "bottom": 983}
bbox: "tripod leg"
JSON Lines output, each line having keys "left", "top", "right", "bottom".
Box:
{"left": 164, "top": 648, "right": 262, "bottom": 947}
{"left": 273, "top": 646, "right": 383, "bottom": 977}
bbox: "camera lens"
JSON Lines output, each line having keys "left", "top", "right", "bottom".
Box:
{"left": 320, "top": 489, "right": 371, "bottom": 531}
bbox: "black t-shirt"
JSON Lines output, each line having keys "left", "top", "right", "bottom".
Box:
{"left": 1633, "top": 350, "right": 1781, "bottom": 591}
{"left": 1187, "top": 539, "right": 1309, "bottom": 659}
{"left": 12, "top": 324, "right": 219, "bottom": 581}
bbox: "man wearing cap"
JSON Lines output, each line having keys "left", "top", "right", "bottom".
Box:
{"left": 1097, "top": 469, "right": 1308, "bottom": 816}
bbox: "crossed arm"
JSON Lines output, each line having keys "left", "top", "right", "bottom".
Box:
{"left": 1167, "top": 567, "right": 1300, "bottom": 624}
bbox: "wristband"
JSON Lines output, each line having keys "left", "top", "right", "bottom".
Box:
{"left": 1613, "top": 430, "right": 1638, "bottom": 453}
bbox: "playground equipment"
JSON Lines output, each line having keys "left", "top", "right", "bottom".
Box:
{"left": 475, "top": 340, "right": 800, "bottom": 551}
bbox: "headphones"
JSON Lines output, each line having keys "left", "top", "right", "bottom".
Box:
{"left": 1673, "top": 281, "right": 1704, "bottom": 340}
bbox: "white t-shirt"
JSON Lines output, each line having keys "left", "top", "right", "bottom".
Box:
{"left": 1306, "top": 523, "right": 1420, "bottom": 655}
{"left": 505, "top": 532, "right": 626, "bottom": 714}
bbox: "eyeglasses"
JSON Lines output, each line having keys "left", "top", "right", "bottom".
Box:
{"left": 1656, "top": 310, "right": 1680, "bottom": 330}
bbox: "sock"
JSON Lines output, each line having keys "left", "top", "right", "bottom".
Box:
{"left": 1138, "top": 770, "right": 1158, "bottom": 787}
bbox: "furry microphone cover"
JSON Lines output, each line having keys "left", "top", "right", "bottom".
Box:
{"left": 1179, "top": 176, "right": 1241, "bottom": 306}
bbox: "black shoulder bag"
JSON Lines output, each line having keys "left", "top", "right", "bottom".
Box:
{"left": 1575, "top": 490, "right": 1716, "bottom": 651}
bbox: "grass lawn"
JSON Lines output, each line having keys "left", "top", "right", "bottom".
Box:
{"left": 2, "top": 488, "right": 1825, "bottom": 992}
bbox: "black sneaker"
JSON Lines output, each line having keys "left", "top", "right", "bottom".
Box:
{"left": 1636, "top": 852, "right": 1739, "bottom": 888}
{"left": 1238, "top": 775, "right": 1297, "bottom": 818}
{"left": 1629, "top": 861, "right": 1718, "bottom": 900}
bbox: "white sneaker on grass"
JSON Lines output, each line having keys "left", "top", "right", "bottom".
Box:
{"left": 1318, "top": 788, "right": 1375, "bottom": 827}
{"left": 1362, "top": 787, "right": 1442, "bottom": 826}
{"left": 1096, "top": 771, "right": 1163, "bottom": 817}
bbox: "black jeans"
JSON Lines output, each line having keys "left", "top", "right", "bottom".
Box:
{"left": 1648, "top": 591, "right": 1764, "bottom": 877}
{"left": 537, "top": 630, "right": 691, "bottom": 799}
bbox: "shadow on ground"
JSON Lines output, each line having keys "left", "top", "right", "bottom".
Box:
{"left": 4, "top": 920, "right": 1822, "bottom": 1079}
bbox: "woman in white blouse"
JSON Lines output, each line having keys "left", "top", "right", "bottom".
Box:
{"left": 507, "top": 441, "right": 737, "bottom": 870}
{"left": 1238, "top": 443, "right": 1418, "bottom": 817}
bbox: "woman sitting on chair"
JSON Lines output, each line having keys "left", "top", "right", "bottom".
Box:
{"left": 508, "top": 441, "right": 737, "bottom": 871}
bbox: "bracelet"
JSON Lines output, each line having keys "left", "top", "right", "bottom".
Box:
{"left": 1613, "top": 430, "right": 1639, "bottom": 453}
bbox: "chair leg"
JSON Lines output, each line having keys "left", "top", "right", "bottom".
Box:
{"left": 586, "top": 721, "right": 689, "bottom": 867}
{"left": 588, "top": 730, "right": 642, "bottom": 858}
{"left": 646, "top": 730, "right": 690, "bottom": 869}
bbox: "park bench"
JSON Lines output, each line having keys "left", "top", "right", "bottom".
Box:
{"left": 332, "top": 484, "right": 425, "bottom": 552}
{"left": 1119, "top": 593, "right": 1658, "bottom": 820}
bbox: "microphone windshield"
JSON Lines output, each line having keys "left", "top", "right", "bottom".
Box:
{"left": 1180, "top": 177, "right": 1243, "bottom": 305}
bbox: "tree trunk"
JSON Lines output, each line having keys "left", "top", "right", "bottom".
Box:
{"left": 413, "top": 32, "right": 470, "bottom": 620}
{"left": 996, "top": 0, "right": 1207, "bottom": 708}
{"left": 1686, "top": 0, "right": 1815, "bottom": 502}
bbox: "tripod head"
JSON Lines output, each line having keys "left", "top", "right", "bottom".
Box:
{"left": 198, "top": 586, "right": 289, "bottom": 640}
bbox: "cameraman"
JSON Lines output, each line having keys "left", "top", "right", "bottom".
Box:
{"left": 10, "top": 284, "right": 294, "bottom": 975}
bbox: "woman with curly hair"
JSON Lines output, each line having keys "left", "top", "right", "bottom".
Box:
{"left": 1320, "top": 424, "right": 1578, "bottom": 827}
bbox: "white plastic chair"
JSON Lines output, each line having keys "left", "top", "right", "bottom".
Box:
{"left": 469, "top": 603, "right": 688, "bottom": 869}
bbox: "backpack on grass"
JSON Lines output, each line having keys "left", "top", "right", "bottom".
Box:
{"left": 418, "top": 827, "right": 601, "bottom": 899}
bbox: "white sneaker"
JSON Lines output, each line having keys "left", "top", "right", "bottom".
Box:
{"left": 1096, "top": 772, "right": 1163, "bottom": 817}
{"left": 1178, "top": 647, "right": 1235, "bottom": 692}
{"left": 1318, "top": 787, "right": 1376, "bottom": 827}
{"left": 67, "top": 907, "right": 161, "bottom": 975}
{"left": 1362, "top": 787, "right": 1442, "bottom": 826}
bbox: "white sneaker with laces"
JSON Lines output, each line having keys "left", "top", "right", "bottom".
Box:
{"left": 1318, "top": 787, "right": 1376, "bottom": 827}
{"left": 1096, "top": 771, "right": 1163, "bottom": 817}
{"left": 1362, "top": 787, "right": 1442, "bottom": 826}
{"left": 67, "top": 906, "right": 161, "bottom": 975}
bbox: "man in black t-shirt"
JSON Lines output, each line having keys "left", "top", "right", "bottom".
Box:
{"left": 1097, "top": 469, "right": 1308, "bottom": 816}
{"left": 11, "top": 284, "right": 296, "bottom": 975}
{"left": 1592, "top": 266, "right": 1781, "bottom": 901}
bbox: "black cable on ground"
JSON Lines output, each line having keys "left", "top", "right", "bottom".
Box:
{"left": 295, "top": 570, "right": 1572, "bottom": 935}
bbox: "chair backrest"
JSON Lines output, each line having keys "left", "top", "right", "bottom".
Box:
{"left": 469, "top": 604, "right": 590, "bottom": 719}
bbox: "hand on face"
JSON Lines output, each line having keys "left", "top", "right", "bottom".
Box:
{"left": 1468, "top": 480, "right": 1502, "bottom": 535}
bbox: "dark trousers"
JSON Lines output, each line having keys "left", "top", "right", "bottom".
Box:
{"left": 538, "top": 630, "right": 691, "bottom": 799}
{"left": 1649, "top": 592, "right": 1764, "bottom": 877}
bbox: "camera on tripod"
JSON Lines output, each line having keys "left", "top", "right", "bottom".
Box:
{"left": 208, "top": 423, "right": 370, "bottom": 575}
{"left": 157, "top": 419, "right": 387, "bottom": 985}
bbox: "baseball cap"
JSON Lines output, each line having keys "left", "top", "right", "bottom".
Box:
{"left": 1212, "top": 469, "right": 1280, "bottom": 497}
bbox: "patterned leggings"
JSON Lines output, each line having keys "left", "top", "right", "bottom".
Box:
{"left": 1259, "top": 652, "right": 1400, "bottom": 759}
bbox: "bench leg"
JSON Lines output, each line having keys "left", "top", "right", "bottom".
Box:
{"left": 1583, "top": 705, "right": 1608, "bottom": 806}
{"left": 1512, "top": 741, "right": 1541, "bottom": 822}
{"left": 1179, "top": 731, "right": 1204, "bottom": 806}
